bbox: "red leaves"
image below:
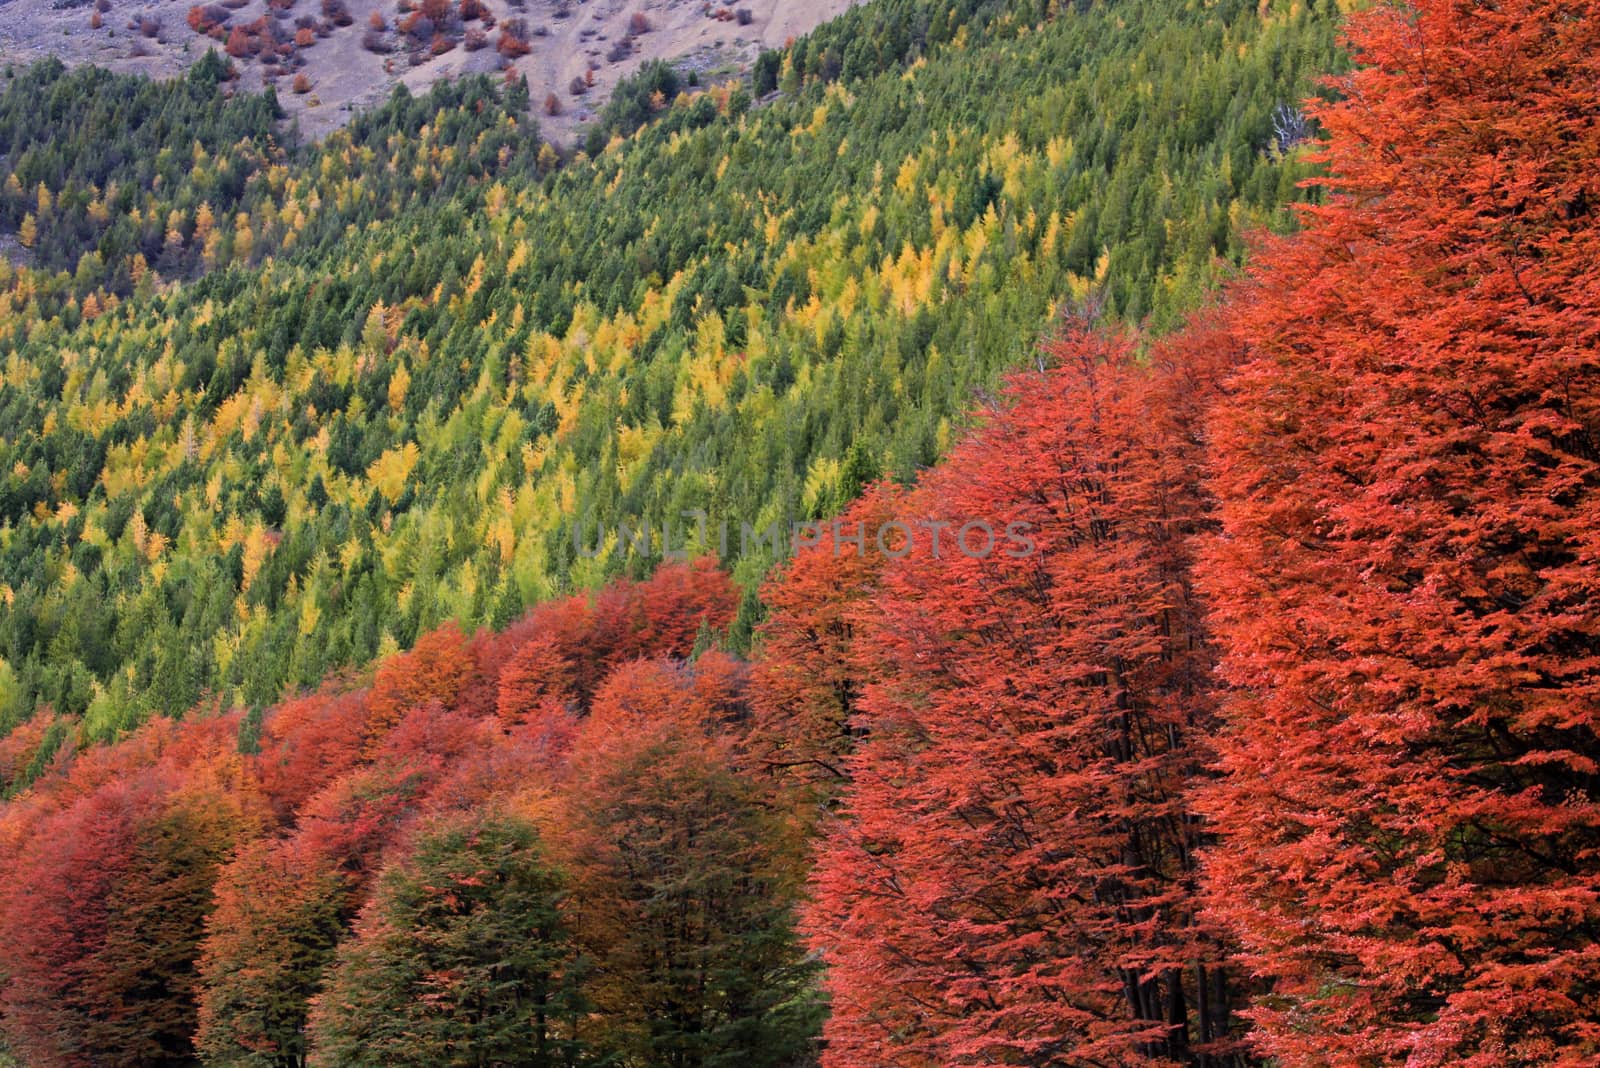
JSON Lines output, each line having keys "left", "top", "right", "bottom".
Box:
{"left": 0, "top": 721, "right": 264, "bottom": 1067}
{"left": 363, "top": 621, "right": 476, "bottom": 742}
{"left": 594, "top": 555, "right": 741, "bottom": 667}
{"left": 801, "top": 323, "right": 1245, "bottom": 1065}
{"left": 748, "top": 486, "right": 897, "bottom": 793}
{"left": 1195, "top": 0, "right": 1600, "bottom": 1061}
{"left": 496, "top": 633, "right": 574, "bottom": 730}
{"left": 255, "top": 686, "right": 368, "bottom": 821}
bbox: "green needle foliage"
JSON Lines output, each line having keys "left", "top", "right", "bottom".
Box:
{"left": 0, "top": 0, "right": 1342, "bottom": 741}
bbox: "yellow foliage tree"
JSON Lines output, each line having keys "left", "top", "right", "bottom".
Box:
{"left": 368, "top": 442, "right": 420, "bottom": 502}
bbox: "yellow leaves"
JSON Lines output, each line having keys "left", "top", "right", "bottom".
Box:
{"left": 896, "top": 153, "right": 922, "bottom": 197}
{"left": 507, "top": 240, "right": 531, "bottom": 277}
{"left": 156, "top": 388, "right": 184, "bottom": 426}
{"left": 368, "top": 441, "right": 420, "bottom": 503}
{"left": 875, "top": 242, "right": 938, "bottom": 318}
{"left": 128, "top": 511, "right": 160, "bottom": 563}
{"left": 859, "top": 204, "right": 880, "bottom": 240}
{"left": 1042, "top": 211, "right": 1064, "bottom": 257}
{"left": 362, "top": 302, "right": 390, "bottom": 354}
{"left": 220, "top": 514, "right": 247, "bottom": 553}
{"left": 17, "top": 215, "right": 37, "bottom": 249}
{"left": 464, "top": 254, "right": 489, "bottom": 301}
{"left": 521, "top": 440, "right": 543, "bottom": 476}
{"left": 553, "top": 380, "right": 586, "bottom": 439}
{"left": 523, "top": 332, "right": 561, "bottom": 392}
{"left": 387, "top": 362, "right": 411, "bottom": 412}
{"left": 298, "top": 595, "right": 321, "bottom": 637}
{"left": 79, "top": 518, "right": 109, "bottom": 551}
{"left": 615, "top": 420, "right": 658, "bottom": 492}
{"left": 1063, "top": 269, "right": 1097, "bottom": 304}
{"left": 485, "top": 182, "right": 509, "bottom": 219}
{"left": 232, "top": 212, "right": 254, "bottom": 263}
{"left": 241, "top": 525, "right": 272, "bottom": 592}
{"left": 487, "top": 488, "right": 516, "bottom": 565}
{"left": 339, "top": 536, "right": 364, "bottom": 573}
{"left": 837, "top": 275, "right": 861, "bottom": 322}
{"left": 803, "top": 456, "right": 840, "bottom": 516}
{"left": 555, "top": 465, "right": 577, "bottom": 518}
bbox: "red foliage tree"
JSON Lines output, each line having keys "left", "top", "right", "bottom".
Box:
{"left": 586, "top": 652, "right": 748, "bottom": 741}
{"left": 496, "top": 632, "right": 576, "bottom": 730}
{"left": 748, "top": 486, "right": 896, "bottom": 791}
{"left": 0, "top": 712, "right": 56, "bottom": 794}
{"left": 362, "top": 621, "right": 476, "bottom": 742}
{"left": 495, "top": 21, "right": 531, "bottom": 58}
{"left": 195, "top": 725, "right": 485, "bottom": 1062}
{"left": 0, "top": 779, "right": 168, "bottom": 1067}
{"left": 254, "top": 685, "right": 369, "bottom": 822}
{"left": 803, "top": 323, "right": 1246, "bottom": 1065}
{"left": 594, "top": 556, "right": 741, "bottom": 667}
{"left": 223, "top": 24, "right": 252, "bottom": 57}
{"left": 194, "top": 836, "right": 351, "bottom": 1065}
{"left": 0, "top": 730, "right": 263, "bottom": 1067}
{"left": 1197, "top": 1, "right": 1600, "bottom": 1063}
{"left": 489, "top": 556, "right": 738, "bottom": 714}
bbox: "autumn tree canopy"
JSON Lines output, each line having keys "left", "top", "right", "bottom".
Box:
{"left": 1198, "top": 0, "right": 1600, "bottom": 1062}
{"left": 804, "top": 322, "right": 1248, "bottom": 1066}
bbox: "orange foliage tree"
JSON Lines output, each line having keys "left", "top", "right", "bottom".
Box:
{"left": 0, "top": 720, "right": 264, "bottom": 1066}
{"left": 802, "top": 323, "right": 1246, "bottom": 1065}
{"left": 1197, "top": 0, "right": 1600, "bottom": 1062}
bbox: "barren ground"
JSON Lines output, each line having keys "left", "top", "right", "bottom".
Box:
{"left": 0, "top": 0, "right": 859, "bottom": 144}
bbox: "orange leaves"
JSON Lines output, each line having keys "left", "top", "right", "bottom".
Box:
{"left": 0, "top": 714, "right": 266, "bottom": 1066}
{"left": 0, "top": 556, "right": 764, "bottom": 1063}
{"left": 363, "top": 621, "right": 474, "bottom": 741}
{"left": 593, "top": 555, "right": 741, "bottom": 666}
{"left": 495, "top": 633, "right": 574, "bottom": 730}
{"left": 748, "top": 486, "right": 897, "bottom": 792}
{"left": 255, "top": 687, "right": 368, "bottom": 820}
{"left": 1194, "top": 0, "right": 1600, "bottom": 1061}
{"left": 797, "top": 323, "right": 1243, "bottom": 1065}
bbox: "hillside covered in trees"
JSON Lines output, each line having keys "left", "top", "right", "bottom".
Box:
{"left": 4, "top": 0, "right": 1599, "bottom": 1064}
{"left": 0, "top": 0, "right": 1340, "bottom": 737}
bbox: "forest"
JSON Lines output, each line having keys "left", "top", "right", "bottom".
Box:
{"left": 0, "top": 0, "right": 1596, "bottom": 1064}
{"left": 0, "top": 0, "right": 1340, "bottom": 737}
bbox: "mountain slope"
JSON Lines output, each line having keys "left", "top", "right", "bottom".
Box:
{"left": 0, "top": 0, "right": 1342, "bottom": 737}
{"left": 0, "top": 0, "right": 860, "bottom": 142}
